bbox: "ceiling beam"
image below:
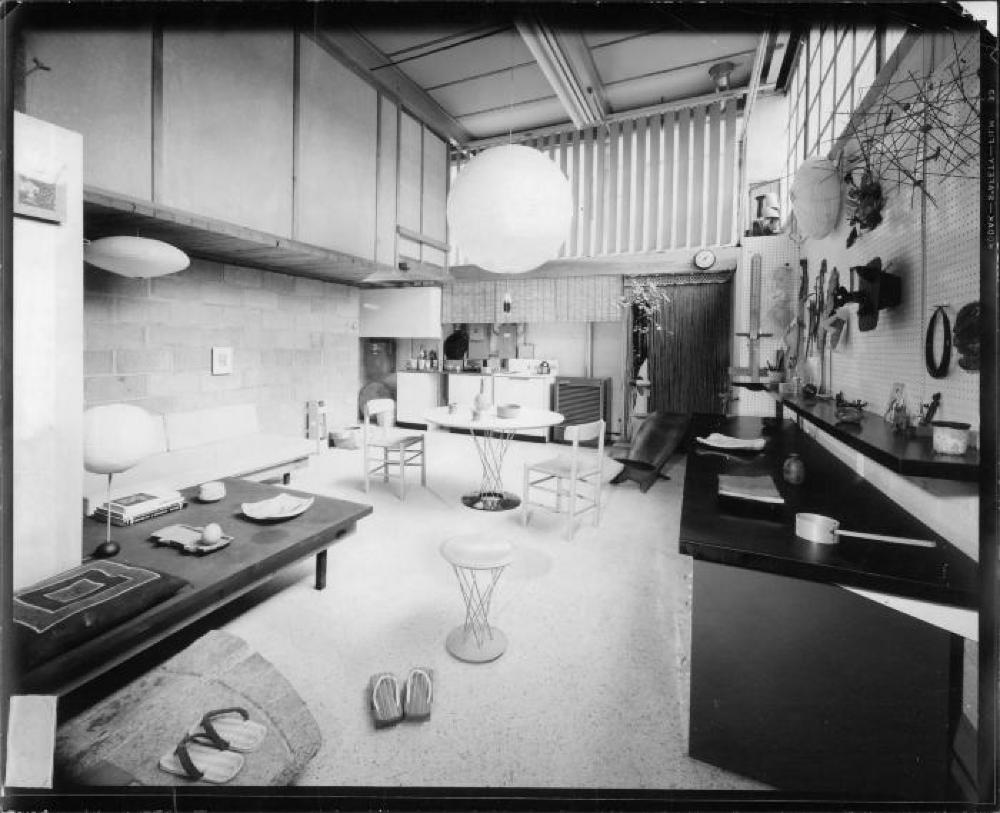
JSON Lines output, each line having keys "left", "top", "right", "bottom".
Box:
{"left": 308, "top": 27, "right": 471, "bottom": 145}
{"left": 514, "top": 16, "right": 605, "bottom": 129}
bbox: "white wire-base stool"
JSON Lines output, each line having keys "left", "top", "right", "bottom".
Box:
{"left": 440, "top": 536, "right": 515, "bottom": 663}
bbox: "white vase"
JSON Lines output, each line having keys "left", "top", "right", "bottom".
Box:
{"left": 474, "top": 379, "right": 492, "bottom": 412}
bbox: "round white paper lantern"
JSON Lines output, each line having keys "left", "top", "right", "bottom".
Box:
{"left": 83, "top": 404, "right": 161, "bottom": 475}
{"left": 85, "top": 236, "right": 190, "bottom": 277}
{"left": 789, "top": 156, "right": 843, "bottom": 240}
{"left": 447, "top": 145, "right": 572, "bottom": 274}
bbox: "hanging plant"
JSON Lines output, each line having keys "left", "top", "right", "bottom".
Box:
{"left": 618, "top": 278, "right": 671, "bottom": 333}
{"left": 844, "top": 170, "right": 884, "bottom": 248}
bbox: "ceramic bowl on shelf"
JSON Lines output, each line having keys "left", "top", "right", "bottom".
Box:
{"left": 930, "top": 421, "right": 971, "bottom": 455}
{"left": 497, "top": 403, "right": 521, "bottom": 419}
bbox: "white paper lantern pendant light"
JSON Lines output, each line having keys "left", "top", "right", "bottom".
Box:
{"left": 447, "top": 144, "right": 573, "bottom": 274}
{"left": 85, "top": 235, "right": 190, "bottom": 278}
{"left": 789, "top": 156, "right": 844, "bottom": 241}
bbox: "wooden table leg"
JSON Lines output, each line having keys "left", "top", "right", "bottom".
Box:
{"left": 315, "top": 549, "right": 328, "bottom": 590}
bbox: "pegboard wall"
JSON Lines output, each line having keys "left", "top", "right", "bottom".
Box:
{"left": 800, "top": 30, "right": 981, "bottom": 432}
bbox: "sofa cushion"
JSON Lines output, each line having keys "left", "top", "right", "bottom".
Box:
{"left": 15, "top": 560, "right": 188, "bottom": 670}
{"left": 165, "top": 404, "right": 259, "bottom": 451}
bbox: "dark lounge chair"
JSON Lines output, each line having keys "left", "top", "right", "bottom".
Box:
{"left": 611, "top": 412, "right": 691, "bottom": 493}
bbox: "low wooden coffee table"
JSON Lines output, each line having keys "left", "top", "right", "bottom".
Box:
{"left": 20, "top": 478, "right": 372, "bottom": 696}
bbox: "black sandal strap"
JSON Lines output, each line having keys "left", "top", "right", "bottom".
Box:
{"left": 198, "top": 707, "right": 249, "bottom": 750}
{"left": 174, "top": 732, "right": 218, "bottom": 780}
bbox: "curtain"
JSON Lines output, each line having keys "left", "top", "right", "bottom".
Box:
{"left": 627, "top": 272, "right": 733, "bottom": 417}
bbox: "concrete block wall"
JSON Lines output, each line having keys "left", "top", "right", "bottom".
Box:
{"left": 84, "top": 258, "right": 361, "bottom": 436}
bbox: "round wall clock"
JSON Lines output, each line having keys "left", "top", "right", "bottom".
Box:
{"left": 694, "top": 249, "right": 716, "bottom": 270}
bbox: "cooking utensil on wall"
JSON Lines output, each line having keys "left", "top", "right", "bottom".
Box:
{"left": 795, "top": 512, "right": 935, "bottom": 548}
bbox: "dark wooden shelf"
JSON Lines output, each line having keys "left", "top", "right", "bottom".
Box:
{"left": 781, "top": 396, "right": 979, "bottom": 482}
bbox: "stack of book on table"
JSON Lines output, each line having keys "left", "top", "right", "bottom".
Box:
{"left": 94, "top": 488, "right": 186, "bottom": 526}
{"left": 717, "top": 474, "right": 785, "bottom": 519}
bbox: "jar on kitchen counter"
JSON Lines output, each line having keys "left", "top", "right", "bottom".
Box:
{"left": 782, "top": 453, "right": 806, "bottom": 485}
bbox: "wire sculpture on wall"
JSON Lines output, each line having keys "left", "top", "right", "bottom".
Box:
{"left": 841, "top": 33, "right": 979, "bottom": 247}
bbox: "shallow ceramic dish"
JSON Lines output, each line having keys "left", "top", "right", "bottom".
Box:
{"left": 695, "top": 433, "right": 766, "bottom": 451}
{"left": 241, "top": 493, "right": 315, "bottom": 521}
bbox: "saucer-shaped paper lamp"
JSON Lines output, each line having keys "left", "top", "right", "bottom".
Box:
{"left": 83, "top": 404, "right": 161, "bottom": 558}
{"left": 789, "top": 156, "right": 843, "bottom": 240}
{"left": 447, "top": 145, "right": 572, "bottom": 274}
{"left": 85, "top": 236, "right": 190, "bottom": 277}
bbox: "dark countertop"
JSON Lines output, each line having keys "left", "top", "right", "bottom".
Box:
{"left": 782, "top": 395, "right": 979, "bottom": 481}
{"left": 679, "top": 415, "right": 978, "bottom": 608}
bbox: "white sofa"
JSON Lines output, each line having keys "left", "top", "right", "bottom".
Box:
{"left": 83, "top": 403, "right": 317, "bottom": 515}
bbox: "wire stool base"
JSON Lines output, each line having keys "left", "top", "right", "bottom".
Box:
{"left": 445, "top": 625, "right": 508, "bottom": 662}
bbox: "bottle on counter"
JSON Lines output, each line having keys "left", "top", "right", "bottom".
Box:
{"left": 429, "top": 349, "right": 438, "bottom": 370}
{"left": 474, "top": 378, "right": 493, "bottom": 415}
{"left": 418, "top": 347, "right": 427, "bottom": 370}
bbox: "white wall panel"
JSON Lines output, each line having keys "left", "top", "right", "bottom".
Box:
{"left": 22, "top": 28, "right": 153, "bottom": 199}
{"left": 161, "top": 29, "right": 294, "bottom": 235}
{"left": 296, "top": 36, "right": 378, "bottom": 258}
{"left": 14, "top": 113, "right": 84, "bottom": 589}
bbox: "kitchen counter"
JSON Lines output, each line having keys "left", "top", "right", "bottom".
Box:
{"left": 401, "top": 369, "right": 553, "bottom": 378}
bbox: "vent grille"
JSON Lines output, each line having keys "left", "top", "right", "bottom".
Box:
{"left": 554, "top": 378, "right": 609, "bottom": 442}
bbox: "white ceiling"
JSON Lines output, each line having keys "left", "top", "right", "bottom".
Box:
{"left": 323, "top": 8, "right": 794, "bottom": 146}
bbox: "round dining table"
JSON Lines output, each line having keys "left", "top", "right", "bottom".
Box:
{"left": 424, "top": 405, "right": 564, "bottom": 511}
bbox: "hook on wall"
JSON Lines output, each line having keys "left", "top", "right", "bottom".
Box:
{"left": 23, "top": 57, "right": 51, "bottom": 79}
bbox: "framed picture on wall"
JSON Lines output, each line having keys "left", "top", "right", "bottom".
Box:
{"left": 14, "top": 170, "right": 66, "bottom": 224}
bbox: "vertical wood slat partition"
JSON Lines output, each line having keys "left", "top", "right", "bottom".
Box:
{"left": 449, "top": 100, "right": 740, "bottom": 268}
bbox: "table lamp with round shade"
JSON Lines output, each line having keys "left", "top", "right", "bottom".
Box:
{"left": 83, "top": 404, "right": 161, "bottom": 558}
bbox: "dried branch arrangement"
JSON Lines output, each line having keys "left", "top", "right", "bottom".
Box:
{"left": 619, "top": 278, "right": 671, "bottom": 333}
{"left": 842, "top": 34, "right": 979, "bottom": 246}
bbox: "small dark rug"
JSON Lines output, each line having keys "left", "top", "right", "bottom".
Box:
{"left": 55, "top": 629, "right": 321, "bottom": 786}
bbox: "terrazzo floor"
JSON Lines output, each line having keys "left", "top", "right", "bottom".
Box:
{"left": 218, "top": 428, "right": 769, "bottom": 791}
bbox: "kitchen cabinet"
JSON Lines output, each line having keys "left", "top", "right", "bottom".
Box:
{"left": 359, "top": 288, "right": 442, "bottom": 338}
{"left": 493, "top": 375, "right": 554, "bottom": 439}
{"left": 448, "top": 374, "right": 492, "bottom": 410}
{"left": 396, "top": 373, "right": 443, "bottom": 426}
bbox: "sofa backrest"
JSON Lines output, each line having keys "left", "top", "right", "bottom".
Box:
{"left": 164, "top": 403, "right": 260, "bottom": 451}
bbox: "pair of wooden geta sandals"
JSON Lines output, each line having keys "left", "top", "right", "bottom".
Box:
{"left": 369, "top": 668, "right": 433, "bottom": 728}
{"left": 159, "top": 707, "right": 268, "bottom": 783}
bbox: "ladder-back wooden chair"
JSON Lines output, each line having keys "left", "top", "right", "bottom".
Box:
{"left": 522, "top": 419, "right": 605, "bottom": 539}
{"left": 362, "top": 398, "right": 426, "bottom": 500}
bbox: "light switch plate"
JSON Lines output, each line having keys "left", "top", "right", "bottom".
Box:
{"left": 211, "top": 346, "right": 233, "bottom": 375}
